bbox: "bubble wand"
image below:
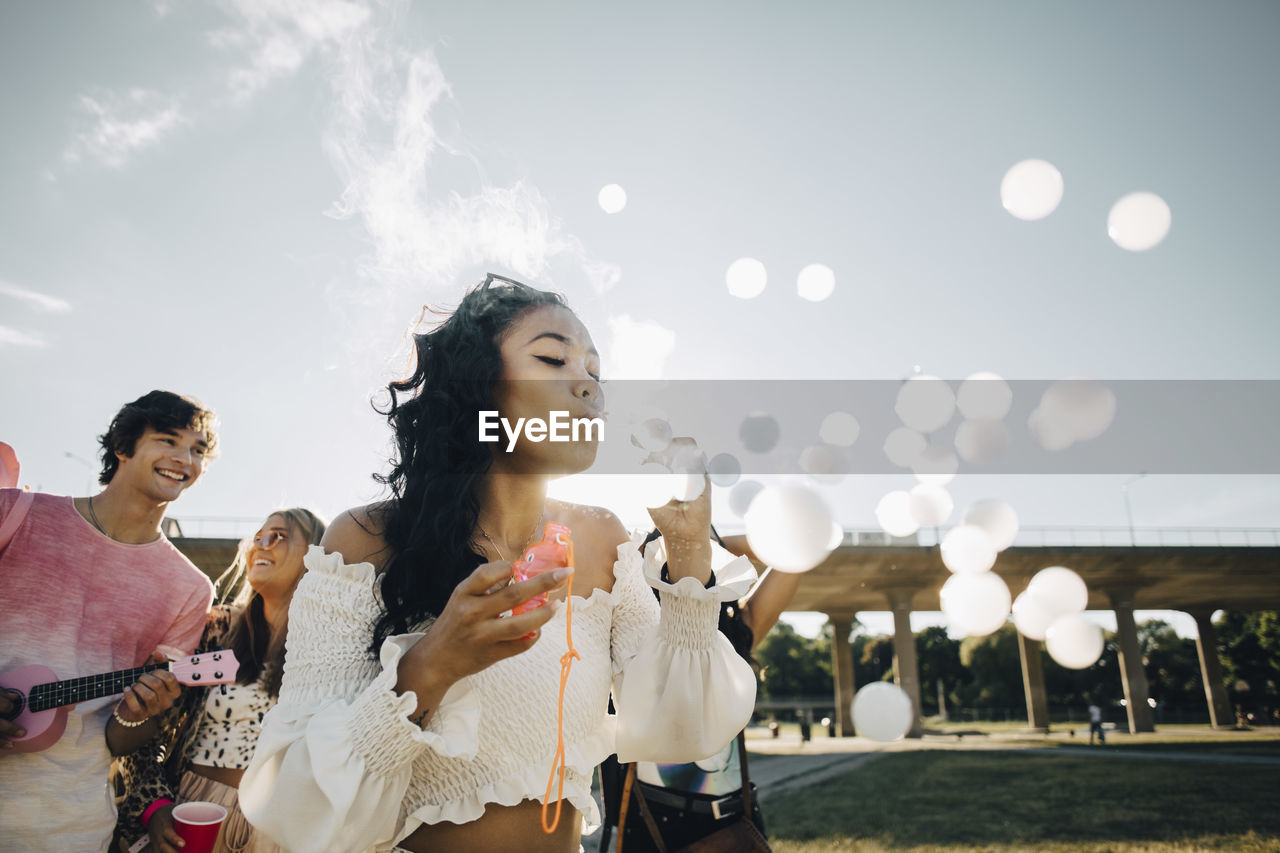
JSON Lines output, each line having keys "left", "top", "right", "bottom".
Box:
{"left": 511, "top": 522, "right": 579, "bottom": 834}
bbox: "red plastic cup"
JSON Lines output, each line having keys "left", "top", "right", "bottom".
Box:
{"left": 172, "top": 801, "right": 227, "bottom": 853}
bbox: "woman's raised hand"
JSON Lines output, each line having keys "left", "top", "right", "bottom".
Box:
{"left": 395, "top": 559, "right": 572, "bottom": 724}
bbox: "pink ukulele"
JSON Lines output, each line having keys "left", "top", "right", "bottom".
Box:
{"left": 0, "top": 650, "right": 239, "bottom": 753}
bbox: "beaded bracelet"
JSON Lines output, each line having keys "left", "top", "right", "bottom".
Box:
{"left": 112, "top": 706, "right": 148, "bottom": 728}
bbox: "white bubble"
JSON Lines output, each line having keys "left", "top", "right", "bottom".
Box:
{"left": 799, "top": 443, "right": 848, "bottom": 477}
{"left": 726, "top": 257, "right": 767, "bottom": 299}
{"left": 744, "top": 485, "right": 837, "bottom": 573}
{"left": 796, "top": 263, "right": 835, "bottom": 302}
{"left": 598, "top": 183, "right": 628, "bottom": 214}
{"left": 1001, "top": 159, "right": 1064, "bottom": 221}
{"left": 883, "top": 427, "right": 926, "bottom": 468}
{"left": 954, "top": 418, "right": 1010, "bottom": 465}
{"left": 629, "top": 462, "right": 687, "bottom": 509}
{"left": 728, "top": 480, "right": 763, "bottom": 517}
{"left": 1027, "top": 405, "right": 1076, "bottom": 451}
{"left": 851, "top": 682, "right": 913, "bottom": 742}
{"left": 940, "top": 524, "right": 997, "bottom": 574}
{"left": 875, "top": 490, "right": 919, "bottom": 538}
{"left": 739, "top": 413, "right": 781, "bottom": 453}
{"left": 630, "top": 418, "right": 673, "bottom": 453}
{"left": 1027, "top": 566, "right": 1089, "bottom": 616}
{"left": 1012, "top": 591, "right": 1059, "bottom": 641}
{"left": 1108, "top": 191, "right": 1171, "bottom": 251}
{"left": 707, "top": 453, "right": 742, "bottom": 488}
{"left": 940, "top": 571, "right": 1011, "bottom": 637}
{"left": 957, "top": 372, "right": 1012, "bottom": 420}
{"left": 963, "top": 499, "right": 1019, "bottom": 551}
{"left": 911, "top": 444, "right": 958, "bottom": 485}
{"left": 895, "top": 375, "right": 956, "bottom": 434}
{"left": 908, "top": 483, "right": 953, "bottom": 527}
{"left": 819, "top": 411, "right": 860, "bottom": 447}
{"left": 1045, "top": 614, "right": 1105, "bottom": 669}
{"left": 1040, "top": 379, "right": 1116, "bottom": 443}
{"left": 828, "top": 520, "right": 845, "bottom": 550}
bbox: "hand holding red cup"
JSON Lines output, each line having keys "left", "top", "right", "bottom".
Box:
{"left": 171, "top": 802, "right": 227, "bottom": 853}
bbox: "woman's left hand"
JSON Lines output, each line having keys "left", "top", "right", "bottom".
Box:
{"left": 648, "top": 470, "right": 713, "bottom": 584}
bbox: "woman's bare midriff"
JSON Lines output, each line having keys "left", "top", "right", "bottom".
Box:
{"left": 397, "top": 799, "right": 581, "bottom": 853}
{"left": 188, "top": 763, "right": 246, "bottom": 789}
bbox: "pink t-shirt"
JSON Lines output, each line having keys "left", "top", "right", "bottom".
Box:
{"left": 0, "top": 490, "right": 214, "bottom": 852}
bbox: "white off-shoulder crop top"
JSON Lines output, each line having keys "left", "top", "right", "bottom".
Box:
{"left": 238, "top": 532, "right": 758, "bottom": 853}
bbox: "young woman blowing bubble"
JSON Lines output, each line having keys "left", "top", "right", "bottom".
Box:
{"left": 239, "top": 275, "right": 757, "bottom": 853}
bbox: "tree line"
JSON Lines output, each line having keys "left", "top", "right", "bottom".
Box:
{"left": 753, "top": 610, "right": 1280, "bottom": 724}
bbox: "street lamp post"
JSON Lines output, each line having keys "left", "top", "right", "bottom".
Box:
{"left": 1121, "top": 472, "right": 1147, "bottom": 545}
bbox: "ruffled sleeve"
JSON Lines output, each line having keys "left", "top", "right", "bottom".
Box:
{"left": 609, "top": 534, "right": 758, "bottom": 764}
{"left": 239, "top": 547, "right": 480, "bottom": 853}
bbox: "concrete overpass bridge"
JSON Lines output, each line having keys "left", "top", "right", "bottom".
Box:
{"left": 168, "top": 520, "right": 1280, "bottom": 738}
{"left": 722, "top": 526, "right": 1280, "bottom": 737}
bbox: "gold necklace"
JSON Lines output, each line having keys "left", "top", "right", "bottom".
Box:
{"left": 477, "top": 511, "right": 545, "bottom": 567}
{"left": 86, "top": 494, "right": 110, "bottom": 539}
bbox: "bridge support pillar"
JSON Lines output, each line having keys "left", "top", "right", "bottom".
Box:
{"left": 1109, "top": 590, "right": 1155, "bottom": 733}
{"left": 1017, "top": 631, "right": 1051, "bottom": 731}
{"left": 828, "top": 613, "right": 856, "bottom": 736}
{"left": 1189, "top": 608, "right": 1232, "bottom": 728}
{"left": 887, "top": 588, "right": 923, "bottom": 738}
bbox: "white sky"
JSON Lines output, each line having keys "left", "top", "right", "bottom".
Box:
{"left": 3, "top": 1, "right": 1278, "bottom": 641}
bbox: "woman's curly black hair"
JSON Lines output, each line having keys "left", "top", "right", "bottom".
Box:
{"left": 370, "top": 278, "right": 567, "bottom": 651}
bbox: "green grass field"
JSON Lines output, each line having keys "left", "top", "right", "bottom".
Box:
{"left": 764, "top": 749, "right": 1280, "bottom": 852}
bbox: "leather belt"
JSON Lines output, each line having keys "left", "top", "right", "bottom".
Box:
{"left": 634, "top": 781, "right": 743, "bottom": 820}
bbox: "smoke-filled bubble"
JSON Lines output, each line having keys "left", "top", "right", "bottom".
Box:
{"left": 631, "top": 418, "right": 673, "bottom": 453}
{"left": 940, "top": 524, "right": 997, "bottom": 574}
{"left": 957, "top": 372, "right": 1013, "bottom": 420}
{"left": 796, "top": 263, "right": 835, "bottom": 302}
{"left": 739, "top": 413, "right": 781, "bottom": 454}
{"left": 883, "top": 426, "right": 926, "bottom": 468}
{"left": 1027, "top": 566, "right": 1089, "bottom": 615}
{"left": 1027, "top": 405, "right": 1077, "bottom": 451}
{"left": 1108, "top": 191, "right": 1171, "bottom": 251}
{"left": 1001, "top": 159, "right": 1064, "bottom": 221}
{"left": 908, "top": 483, "right": 953, "bottom": 527}
{"left": 729, "top": 480, "right": 764, "bottom": 517}
{"left": 828, "top": 521, "right": 845, "bottom": 550}
{"left": 800, "top": 443, "right": 849, "bottom": 478}
{"left": 895, "top": 375, "right": 956, "bottom": 434}
{"left": 819, "top": 411, "right": 860, "bottom": 447}
{"left": 875, "top": 490, "right": 919, "bottom": 538}
{"left": 707, "top": 453, "right": 742, "bottom": 488}
{"left": 851, "top": 682, "right": 914, "bottom": 742}
{"left": 963, "top": 499, "right": 1019, "bottom": 551}
{"left": 726, "top": 257, "right": 767, "bottom": 299}
{"left": 940, "top": 572, "right": 1011, "bottom": 637}
{"left": 954, "top": 418, "right": 1011, "bottom": 465}
{"left": 598, "top": 184, "right": 627, "bottom": 214}
{"left": 1012, "top": 590, "right": 1058, "bottom": 641}
{"left": 912, "top": 444, "right": 958, "bottom": 485}
{"left": 1040, "top": 379, "right": 1117, "bottom": 443}
{"left": 744, "top": 484, "right": 836, "bottom": 573}
{"left": 1045, "top": 614, "right": 1105, "bottom": 669}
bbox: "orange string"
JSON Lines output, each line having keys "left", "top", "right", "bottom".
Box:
{"left": 541, "top": 539, "right": 579, "bottom": 834}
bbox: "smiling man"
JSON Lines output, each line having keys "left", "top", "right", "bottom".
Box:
{"left": 0, "top": 390, "right": 219, "bottom": 852}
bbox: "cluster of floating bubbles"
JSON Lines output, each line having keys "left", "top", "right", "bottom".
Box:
{"left": 1001, "top": 159, "right": 1170, "bottom": 251}
{"left": 726, "top": 258, "right": 837, "bottom": 302}
{"left": 1012, "top": 565, "right": 1103, "bottom": 669}
{"left": 851, "top": 682, "right": 914, "bottom": 742}
{"left": 933, "top": 498, "right": 1020, "bottom": 637}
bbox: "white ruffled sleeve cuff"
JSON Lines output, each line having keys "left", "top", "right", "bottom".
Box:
{"left": 348, "top": 633, "right": 481, "bottom": 775}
